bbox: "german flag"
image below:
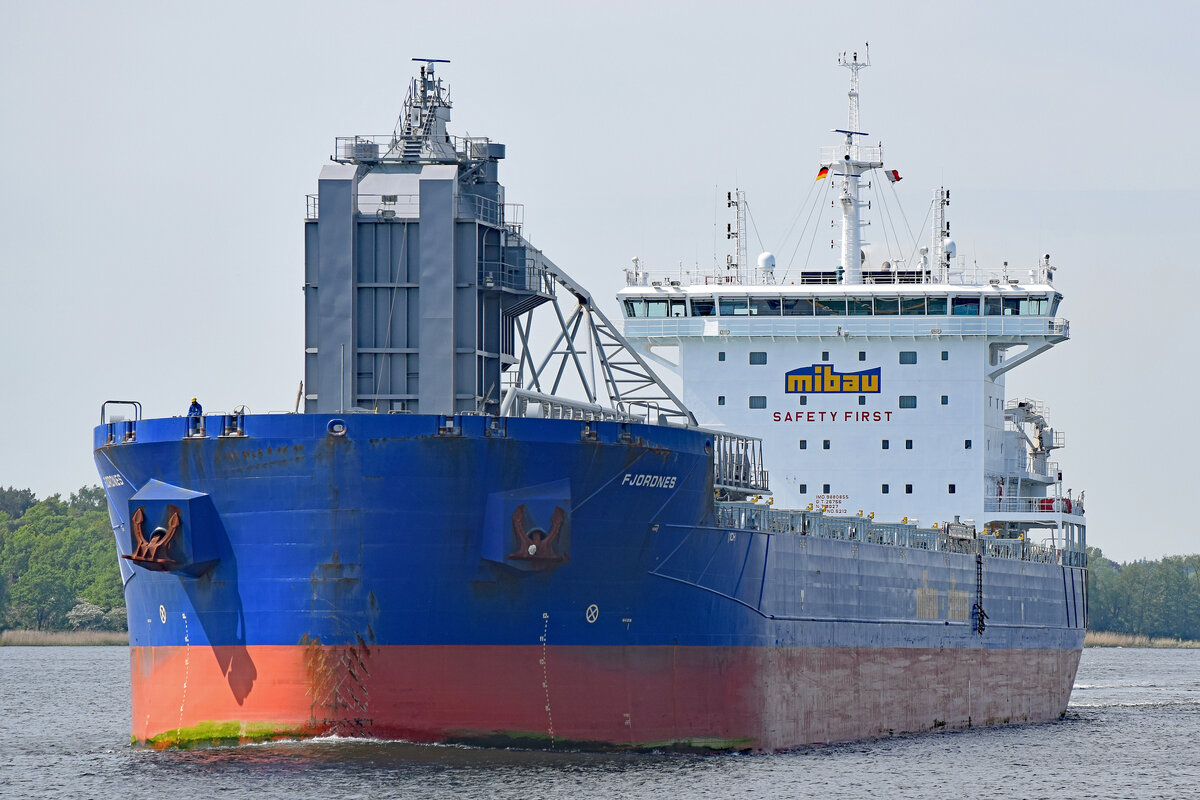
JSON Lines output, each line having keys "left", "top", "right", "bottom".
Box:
{"left": 816, "top": 167, "right": 829, "bottom": 181}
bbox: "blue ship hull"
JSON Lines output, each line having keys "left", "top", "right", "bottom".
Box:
{"left": 94, "top": 413, "right": 1084, "bottom": 749}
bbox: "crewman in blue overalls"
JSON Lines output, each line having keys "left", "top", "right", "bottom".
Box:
{"left": 188, "top": 397, "right": 202, "bottom": 417}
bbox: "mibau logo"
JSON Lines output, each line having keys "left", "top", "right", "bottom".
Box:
{"left": 785, "top": 364, "right": 881, "bottom": 394}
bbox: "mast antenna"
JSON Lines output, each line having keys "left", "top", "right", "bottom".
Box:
{"left": 838, "top": 43, "right": 870, "bottom": 134}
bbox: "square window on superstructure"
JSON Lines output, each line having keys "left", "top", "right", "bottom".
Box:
{"left": 941, "top": 395, "right": 949, "bottom": 405}
{"left": 822, "top": 440, "right": 830, "bottom": 450}
{"left": 882, "top": 484, "right": 890, "bottom": 494}
{"left": 749, "top": 396, "right": 767, "bottom": 409}
{"left": 905, "top": 484, "right": 913, "bottom": 494}
{"left": 941, "top": 350, "right": 949, "bottom": 361}
{"left": 719, "top": 297, "right": 750, "bottom": 316}
{"left": 823, "top": 483, "right": 831, "bottom": 494}
{"left": 964, "top": 439, "right": 972, "bottom": 449}
{"left": 749, "top": 351, "right": 767, "bottom": 365}
{"left": 899, "top": 351, "right": 917, "bottom": 364}
{"left": 718, "top": 351, "right": 726, "bottom": 362}
{"left": 948, "top": 483, "right": 956, "bottom": 494}
{"left": 799, "top": 484, "right": 807, "bottom": 494}
{"left": 821, "top": 351, "right": 830, "bottom": 361}
{"left": 899, "top": 395, "right": 917, "bottom": 409}
{"left": 782, "top": 297, "right": 815, "bottom": 316}
{"left": 858, "top": 351, "right": 866, "bottom": 361}
{"left": 874, "top": 297, "right": 899, "bottom": 315}
{"left": 905, "top": 440, "right": 913, "bottom": 450}
{"left": 858, "top": 396, "right": 866, "bottom": 406}
{"left": 952, "top": 296, "right": 980, "bottom": 316}
{"left": 800, "top": 396, "right": 808, "bottom": 406}
{"left": 717, "top": 396, "right": 725, "bottom": 406}
{"left": 881, "top": 439, "right": 890, "bottom": 450}
{"left": 799, "top": 440, "right": 807, "bottom": 450}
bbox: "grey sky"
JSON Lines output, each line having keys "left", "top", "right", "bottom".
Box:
{"left": 1, "top": 1, "right": 1195, "bottom": 562}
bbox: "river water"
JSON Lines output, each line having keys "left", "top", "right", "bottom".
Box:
{"left": 1, "top": 646, "right": 1196, "bottom": 799}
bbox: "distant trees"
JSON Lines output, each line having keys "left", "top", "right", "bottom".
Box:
{"left": 1086, "top": 547, "right": 1200, "bottom": 641}
{"left": 0, "top": 487, "right": 125, "bottom": 632}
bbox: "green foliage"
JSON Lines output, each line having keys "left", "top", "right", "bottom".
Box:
{"left": 1087, "top": 547, "right": 1200, "bottom": 640}
{"left": 0, "top": 486, "right": 125, "bottom": 632}
{"left": 0, "top": 486, "right": 37, "bottom": 520}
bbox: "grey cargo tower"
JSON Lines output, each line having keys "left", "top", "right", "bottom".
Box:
{"left": 303, "top": 59, "right": 548, "bottom": 415}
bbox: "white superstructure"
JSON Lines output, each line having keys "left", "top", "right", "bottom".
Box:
{"left": 618, "top": 49, "right": 1084, "bottom": 551}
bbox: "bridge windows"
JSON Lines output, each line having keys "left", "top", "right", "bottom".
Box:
{"left": 951, "top": 296, "right": 980, "bottom": 316}
{"left": 873, "top": 297, "right": 899, "bottom": 315}
{"left": 927, "top": 297, "right": 948, "bottom": 314}
{"left": 900, "top": 297, "right": 926, "bottom": 315}
{"left": 690, "top": 297, "right": 716, "bottom": 316}
{"left": 719, "top": 297, "right": 749, "bottom": 316}
{"left": 813, "top": 297, "right": 846, "bottom": 316}
{"left": 749, "top": 297, "right": 781, "bottom": 316}
{"left": 782, "top": 297, "right": 814, "bottom": 315}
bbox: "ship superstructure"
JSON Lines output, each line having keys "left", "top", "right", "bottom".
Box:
{"left": 619, "top": 47, "right": 1085, "bottom": 556}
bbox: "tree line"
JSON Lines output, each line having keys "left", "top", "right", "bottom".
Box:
{"left": 1086, "top": 546, "right": 1200, "bottom": 641}
{"left": 2, "top": 484, "right": 1198, "bottom": 639}
{"left": 0, "top": 485, "right": 126, "bottom": 631}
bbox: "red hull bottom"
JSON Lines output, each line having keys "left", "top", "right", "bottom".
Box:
{"left": 130, "top": 643, "right": 1081, "bottom": 751}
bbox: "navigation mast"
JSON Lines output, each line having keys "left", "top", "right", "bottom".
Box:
{"left": 824, "top": 45, "right": 883, "bottom": 285}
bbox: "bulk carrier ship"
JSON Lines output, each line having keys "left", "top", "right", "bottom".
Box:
{"left": 94, "top": 56, "right": 1086, "bottom": 751}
